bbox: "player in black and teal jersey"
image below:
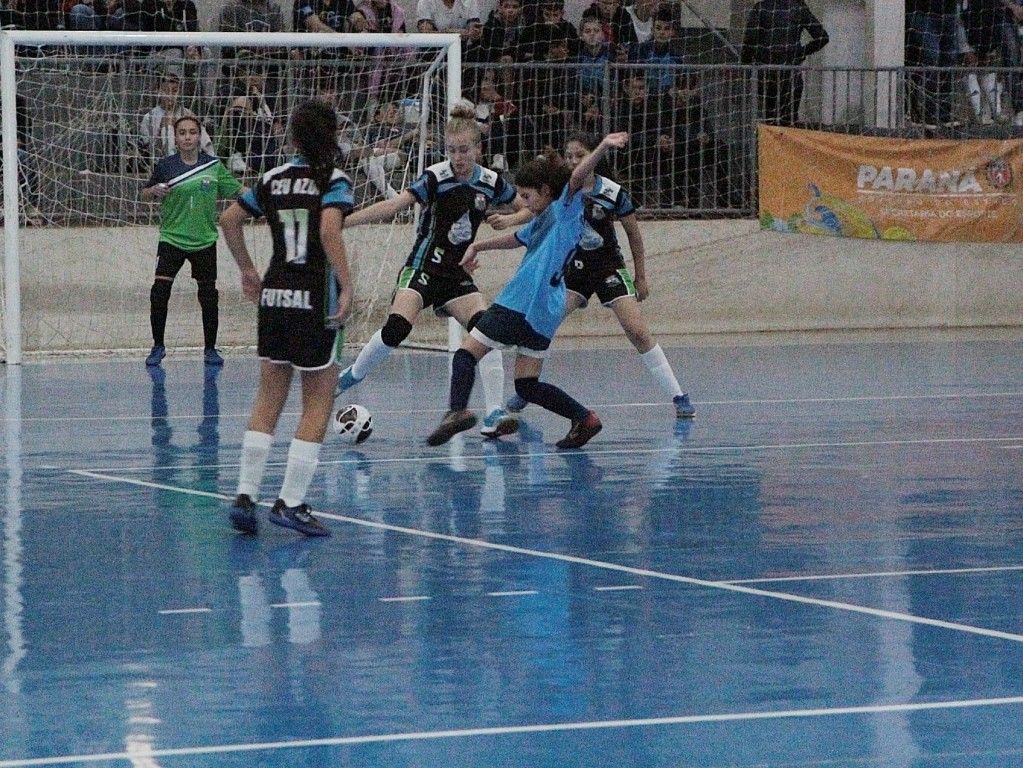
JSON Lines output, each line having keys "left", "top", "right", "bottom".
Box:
{"left": 336, "top": 100, "right": 519, "bottom": 438}
{"left": 219, "top": 99, "right": 355, "bottom": 538}
{"left": 490, "top": 132, "right": 695, "bottom": 420}
{"left": 141, "top": 115, "right": 244, "bottom": 367}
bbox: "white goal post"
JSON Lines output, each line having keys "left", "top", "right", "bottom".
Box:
{"left": 0, "top": 30, "right": 462, "bottom": 364}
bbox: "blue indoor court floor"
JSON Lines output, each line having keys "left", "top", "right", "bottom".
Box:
{"left": 1, "top": 329, "right": 1022, "bottom": 767}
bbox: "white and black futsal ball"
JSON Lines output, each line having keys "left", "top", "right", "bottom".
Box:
{"left": 333, "top": 404, "right": 373, "bottom": 445}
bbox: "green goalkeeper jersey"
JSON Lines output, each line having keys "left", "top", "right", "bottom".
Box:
{"left": 145, "top": 152, "right": 243, "bottom": 251}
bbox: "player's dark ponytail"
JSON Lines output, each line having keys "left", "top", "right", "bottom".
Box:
{"left": 289, "top": 98, "right": 338, "bottom": 194}
{"left": 515, "top": 150, "right": 571, "bottom": 198}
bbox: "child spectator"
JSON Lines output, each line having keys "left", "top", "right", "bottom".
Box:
{"left": 521, "top": 0, "right": 579, "bottom": 60}
{"left": 578, "top": 15, "right": 610, "bottom": 95}
{"left": 415, "top": 0, "right": 480, "bottom": 38}
{"left": 629, "top": 8, "right": 683, "bottom": 95}
{"left": 140, "top": 73, "right": 215, "bottom": 160}
{"left": 469, "top": 0, "right": 527, "bottom": 63}
{"left": 581, "top": 0, "right": 637, "bottom": 59}
{"left": 624, "top": 0, "right": 656, "bottom": 43}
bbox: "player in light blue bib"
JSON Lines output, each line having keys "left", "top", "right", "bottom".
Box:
{"left": 426, "top": 132, "right": 629, "bottom": 450}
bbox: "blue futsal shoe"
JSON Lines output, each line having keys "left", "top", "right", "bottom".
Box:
{"left": 230, "top": 494, "right": 258, "bottom": 535}
{"left": 269, "top": 499, "right": 331, "bottom": 537}
{"left": 506, "top": 393, "right": 528, "bottom": 413}
{"left": 145, "top": 344, "right": 166, "bottom": 367}
{"left": 674, "top": 393, "right": 695, "bottom": 419}
{"left": 334, "top": 365, "right": 362, "bottom": 399}
{"left": 480, "top": 408, "right": 519, "bottom": 438}
{"left": 204, "top": 348, "right": 224, "bottom": 366}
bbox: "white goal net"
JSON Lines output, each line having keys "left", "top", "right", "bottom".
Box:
{"left": 0, "top": 30, "right": 459, "bottom": 362}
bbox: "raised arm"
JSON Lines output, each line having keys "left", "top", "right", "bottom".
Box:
{"left": 344, "top": 189, "right": 417, "bottom": 227}
{"left": 568, "top": 132, "right": 629, "bottom": 195}
{"left": 219, "top": 202, "right": 263, "bottom": 304}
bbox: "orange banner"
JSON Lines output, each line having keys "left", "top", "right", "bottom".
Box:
{"left": 758, "top": 125, "right": 1023, "bottom": 242}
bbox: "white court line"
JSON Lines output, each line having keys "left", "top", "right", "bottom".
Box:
{"left": 2, "top": 695, "right": 1022, "bottom": 767}
{"left": 726, "top": 565, "right": 1023, "bottom": 585}
{"left": 11, "top": 391, "right": 1023, "bottom": 424}
{"left": 68, "top": 469, "right": 1023, "bottom": 645}
{"left": 487, "top": 590, "right": 538, "bottom": 598}
{"left": 269, "top": 602, "right": 320, "bottom": 609}
{"left": 379, "top": 596, "right": 431, "bottom": 603}
{"left": 594, "top": 585, "right": 643, "bottom": 592}
{"left": 157, "top": 608, "right": 211, "bottom": 615}
{"left": 68, "top": 435, "right": 1023, "bottom": 475}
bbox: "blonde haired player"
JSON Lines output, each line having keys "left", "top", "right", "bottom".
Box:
{"left": 336, "top": 100, "right": 519, "bottom": 437}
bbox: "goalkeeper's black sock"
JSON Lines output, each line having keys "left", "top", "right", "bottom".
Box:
{"left": 197, "top": 281, "right": 219, "bottom": 349}
{"left": 150, "top": 279, "right": 172, "bottom": 347}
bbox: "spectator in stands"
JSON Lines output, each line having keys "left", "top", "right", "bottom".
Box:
{"left": 904, "top": 0, "right": 959, "bottom": 126}
{"left": 617, "top": 74, "right": 660, "bottom": 204}
{"left": 63, "top": 0, "right": 105, "bottom": 32}
{"left": 351, "top": 100, "right": 416, "bottom": 200}
{"left": 476, "top": 63, "right": 529, "bottom": 169}
{"left": 578, "top": 15, "right": 610, "bottom": 95}
{"left": 294, "top": 0, "right": 355, "bottom": 33}
{"left": 219, "top": 0, "right": 283, "bottom": 33}
{"left": 146, "top": 0, "right": 218, "bottom": 99}
{"left": 357, "top": 0, "right": 410, "bottom": 103}
{"left": 0, "top": 0, "right": 27, "bottom": 28}
{"left": 659, "top": 73, "right": 730, "bottom": 210}
{"left": 624, "top": 0, "right": 656, "bottom": 44}
{"left": 629, "top": 7, "right": 683, "bottom": 95}
{"left": 530, "top": 32, "right": 578, "bottom": 151}
{"left": 415, "top": 0, "right": 480, "bottom": 39}
{"left": 521, "top": 0, "right": 579, "bottom": 59}
{"left": 219, "top": 66, "right": 284, "bottom": 174}
{"left": 581, "top": 0, "right": 637, "bottom": 59}
{"left": 741, "top": 0, "right": 829, "bottom": 126}
{"left": 960, "top": 0, "right": 1023, "bottom": 126}
{"left": 469, "top": 0, "right": 527, "bottom": 63}
{"left": 20, "top": 0, "right": 60, "bottom": 29}
{"left": 141, "top": 73, "right": 215, "bottom": 161}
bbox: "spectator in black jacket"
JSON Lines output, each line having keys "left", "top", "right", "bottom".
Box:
{"left": 521, "top": 0, "right": 579, "bottom": 60}
{"left": 904, "top": 0, "right": 959, "bottom": 126}
{"left": 740, "top": 0, "right": 829, "bottom": 125}
{"left": 581, "top": 0, "right": 636, "bottom": 60}
{"left": 465, "top": 0, "right": 527, "bottom": 63}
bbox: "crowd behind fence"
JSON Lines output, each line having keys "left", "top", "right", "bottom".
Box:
{"left": 7, "top": 48, "right": 1023, "bottom": 228}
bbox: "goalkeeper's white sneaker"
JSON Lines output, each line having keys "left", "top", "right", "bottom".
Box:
{"left": 480, "top": 408, "right": 518, "bottom": 438}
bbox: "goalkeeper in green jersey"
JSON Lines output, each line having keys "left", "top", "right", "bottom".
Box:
{"left": 141, "top": 115, "right": 245, "bottom": 367}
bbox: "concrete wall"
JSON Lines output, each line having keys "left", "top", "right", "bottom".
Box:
{"left": 7, "top": 218, "right": 1021, "bottom": 354}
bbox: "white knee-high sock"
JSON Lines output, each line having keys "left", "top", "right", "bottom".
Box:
{"left": 350, "top": 330, "right": 393, "bottom": 380}
{"left": 966, "top": 72, "right": 982, "bottom": 118}
{"left": 279, "top": 439, "right": 321, "bottom": 508}
{"left": 639, "top": 344, "right": 684, "bottom": 400}
{"left": 237, "top": 430, "right": 273, "bottom": 499}
{"left": 478, "top": 349, "right": 504, "bottom": 414}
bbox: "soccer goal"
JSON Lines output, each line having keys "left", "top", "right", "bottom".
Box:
{"left": 0, "top": 30, "right": 461, "bottom": 363}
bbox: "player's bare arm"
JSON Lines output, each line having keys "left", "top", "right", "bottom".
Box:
{"left": 343, "top": 190, "right": 416, "bottom": 228}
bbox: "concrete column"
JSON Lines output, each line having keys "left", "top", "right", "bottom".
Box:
{"left": 866, "top": 0, "right": 906, "bottom": 127}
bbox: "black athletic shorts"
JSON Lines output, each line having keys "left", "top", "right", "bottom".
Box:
{"left": 155, "top": 241, "right": 217, "bottom": 283}
{"left": 469, "top": 303, "right": 551, "bottom": 358}
{"left": 393, "top": 266, "right": 480, "bottom": 314}
{"left": 258, "top": 300, "right": 343, "bottom": 371}
{"left": 564, "top": 260, "right": 637, "bottom": 307}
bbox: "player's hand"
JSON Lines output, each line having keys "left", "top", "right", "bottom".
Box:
{"left": 151, "top": 183, "right": 170, "bottom": 200}
{"left": 487, "top": 212, "right": 514, "bottom": 230}
{"left": 602, "top": 132, "right": 629, "bottom": 150}
{"left": 241, "top": 267, "right": 261, "bottom": 304}
{"left": 635, "top": 275, "right": 649, "bottom": 302}
{"left": 328, "top": 289, "right": 353, "bottom": 328}
{"left": 460, "top": 244, "right": 480, "bottom": 273}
